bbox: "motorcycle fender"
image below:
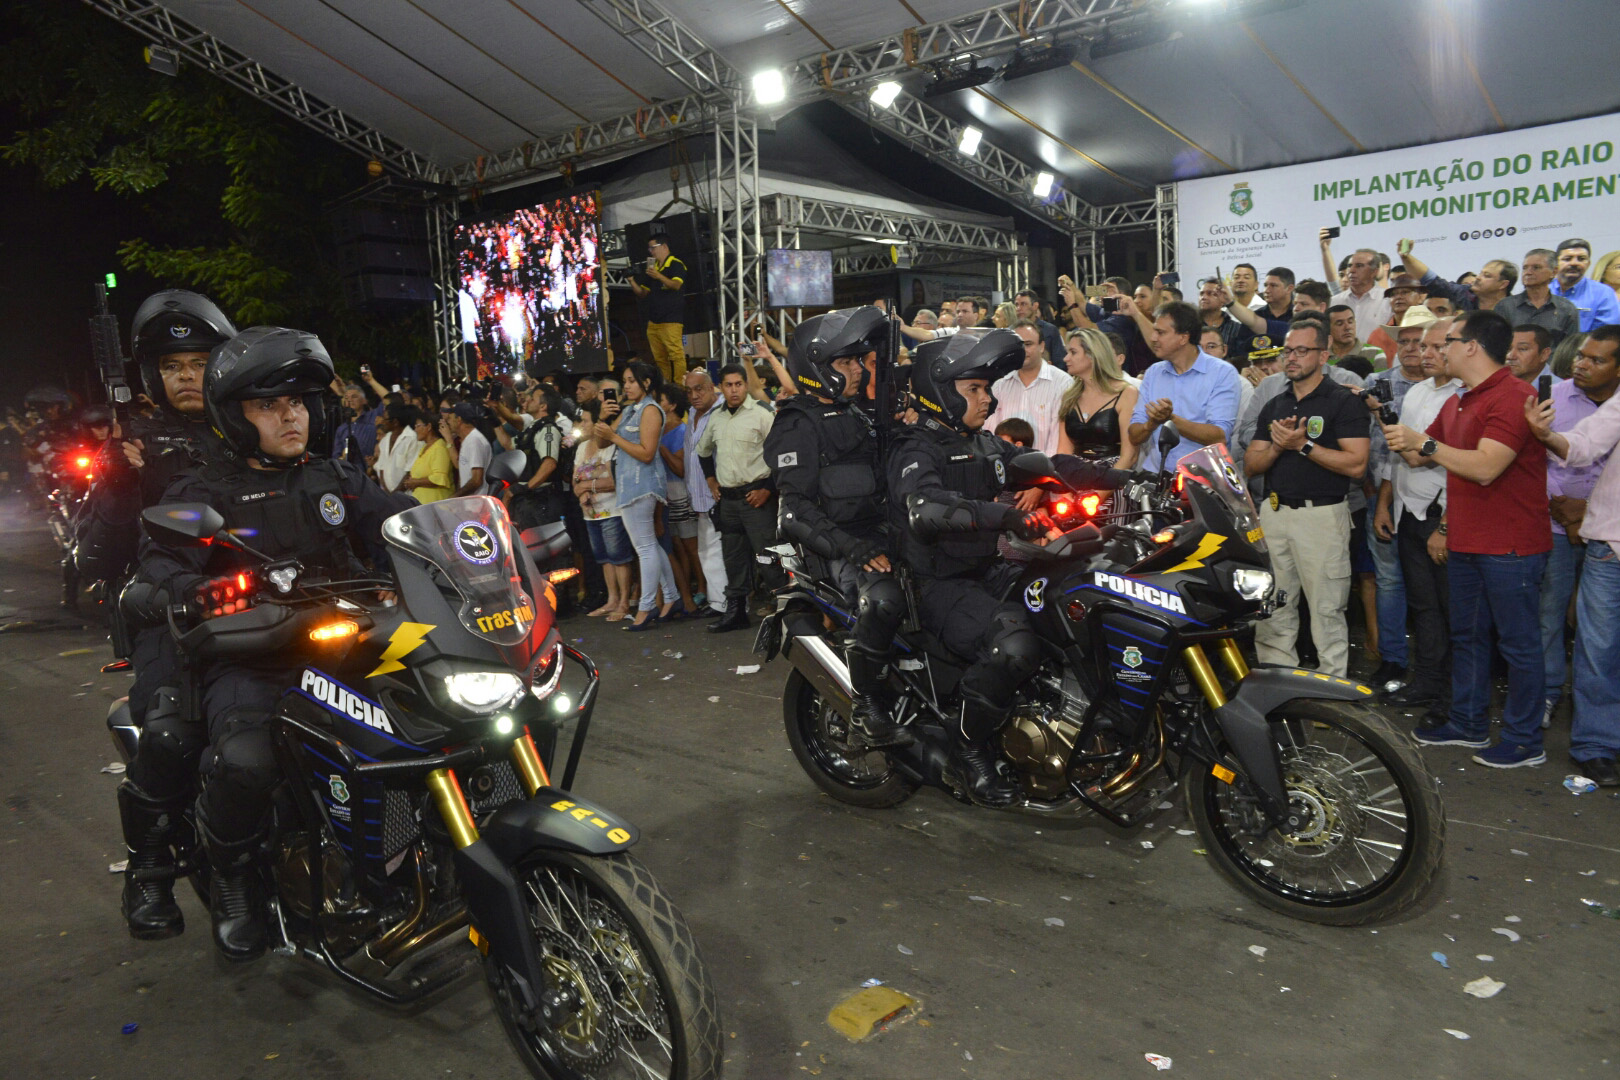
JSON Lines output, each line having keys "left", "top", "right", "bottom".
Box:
{"left": 1213, "top": 667, "right": 1376, "bottom": 819}
{"left": 453, "top": 839, "right": 549, "bottom": 1013}
{"left": 480, "top": 787, "right": 640, "bottom": 861}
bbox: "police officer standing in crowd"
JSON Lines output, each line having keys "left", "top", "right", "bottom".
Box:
{"left": 133, "top": 328, "right": 412, "bottom": 959}
{"left": 889, "top": 330, "right": 1130, "bottom": 805}
{"left": 768, "top": 307, "right": 910, "bottom": 747}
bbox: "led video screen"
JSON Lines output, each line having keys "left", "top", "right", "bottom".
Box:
{"left": 766, "top": 248, "right": 834, "bottom": 309}
{"left": 455, "top": 191, "right": 606, "bottom": 374}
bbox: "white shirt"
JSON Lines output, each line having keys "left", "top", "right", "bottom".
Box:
{"left": 379, "top": 428, "right": 421, "bottom": 491}
{"left": 1389, "top": 377, "right": 1464, "bottom": 527}
{"left": 1331, "top": 285, "right": 1392, "bottom": 338}
{"left": 986, "top": 362, "right": 1071, "bottom": 456}
{"left": 457, "top": 426, "right": 492, "bottom": 495}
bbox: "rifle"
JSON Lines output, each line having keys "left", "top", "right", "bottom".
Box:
{"left": 90, "top": 284, "right": 133, "bottom": 425}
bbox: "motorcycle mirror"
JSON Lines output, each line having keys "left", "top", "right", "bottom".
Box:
{"left": 485, "top": 449, "right": 527, "bottom": 487}
{"left": 1157, "top": 423, "right": 1180, "bottom": 474}
{"left": 142, "top": 503, "right": 226, "bottom": 547}
{"left": 1006, "top": 451, "right": 1068, "bottom": 492}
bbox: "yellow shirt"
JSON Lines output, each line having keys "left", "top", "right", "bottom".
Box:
{"left": 408, "top": 439, "right": 454, "bottom": 503}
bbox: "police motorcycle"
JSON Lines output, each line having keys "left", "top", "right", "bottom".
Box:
{"left": 756, "top": 438, "right": 1444, "bottom": 926}
{"left": 107, "top": 454, "right": 721, "bottom": 1080}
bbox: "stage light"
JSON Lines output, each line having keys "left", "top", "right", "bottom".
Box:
{"left": 1032, "top": 171, "right": 1055, "bottom": 197}
{"left": 923, "top": 63, "right": 996, "bottom": 98}
{"left": 870, "top": 81, "right": 902, "bottom": 109}
{"left": 957, "top": 126, "right": 983, "bottom": 156}
{"left": 999, "top": 42, "right": 1079, "bottom": 82}
{"left": 752, "top": 70, "right": 787, "bottom": 105}
{"left": 144, "top": 44, "right": 179, "bottom": 77}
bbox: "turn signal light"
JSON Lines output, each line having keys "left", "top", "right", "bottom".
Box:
{"left": 309, "top": 619, "right": 360, "bottom": 643}
{"left": 546, "top": 568, "right": 580, "bottom": 583}
{"left": 1152, "top": 529, "right": 1176, "bottom": 544}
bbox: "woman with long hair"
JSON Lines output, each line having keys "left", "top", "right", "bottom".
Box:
{"left": 572, "top": 398, "right": 635, "bottom": 621}
{"left": 593, "top": 361, "right": 680, "bottom": 630}
{"left": 656, "top": 384, "right": 703, "bottom": 617}
{"left": 1591, "top": 250, "right": 1620, "bottom": 308}
{"left": 1055, "top": 328, "right": 1139, "bottom": 468}
{"left": 991, "top": 300, "right": 1016, "bottom": 329}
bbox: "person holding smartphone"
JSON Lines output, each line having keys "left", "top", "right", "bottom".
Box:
{"left": 630, "top": 234, "right": 689, "bottom": 383}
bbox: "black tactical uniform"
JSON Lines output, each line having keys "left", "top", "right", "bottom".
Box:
{"left": 767, "top": 307, "right": 909, "bottom": 746}
{"left": 889, "top": 330, "right": 1127, "bottom": 805}
{"left": 136, "top": 326, "right": 412, "bottom": 960}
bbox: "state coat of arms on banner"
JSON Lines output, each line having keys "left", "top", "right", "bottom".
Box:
{"left": 1229, "top": 182, "right": 1253, "bottom": 217}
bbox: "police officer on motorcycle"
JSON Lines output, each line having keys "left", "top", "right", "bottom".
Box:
{"left": 131, "top": 327, "right": 412, "bottom": 959}
{"left": 889, "top": 330, "right": 1130, "bottom": 806}
{"left": 768, "top": 306, "right": 910, "bottom": 747}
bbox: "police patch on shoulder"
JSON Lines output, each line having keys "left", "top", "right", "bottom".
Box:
{"left": 777, "top": 451, "right": 798, "bottom": 468}
{"left": 318, "top": 492, "right": 345, "bottom": 525}
{"left": 994, "top": 458, "right": 1007, "bottom": 485}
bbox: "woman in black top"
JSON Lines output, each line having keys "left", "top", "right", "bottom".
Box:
{"left": 1056, "top": 327, "right": 1139, "bottom": 467}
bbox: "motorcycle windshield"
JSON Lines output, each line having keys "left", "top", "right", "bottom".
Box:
{"left": 1176, "top": 445, "right": 1267, "bottom": 554}
{"left": 382, "top": 496, "right": 538, "bottom": 647}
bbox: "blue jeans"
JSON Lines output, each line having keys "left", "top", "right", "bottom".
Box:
{"left": 1539, "top": 534, "right": 1586, "bottom": 706}
{"left": 1447, "top": 551, "right": 1547, "bottom": 748}
{"left": 1571, "top": 540, "right": 1620, "bottom": 762}
{"left": 1368, "top": 528, "right": 1408, "bottom": 667}
{"left": 620, "top": 495, "right": 678, "bottom": 612}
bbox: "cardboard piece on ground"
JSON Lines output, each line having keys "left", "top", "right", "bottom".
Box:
{"left": 827, "top": 986, "right": 917, "bottom": 1041}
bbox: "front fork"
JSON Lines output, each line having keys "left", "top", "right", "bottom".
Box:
{"left": 425, "top": 734, "right": 554, "bottom": 851}
{"left": 1183, "top": 638, "right": 1250, "bottom": 708}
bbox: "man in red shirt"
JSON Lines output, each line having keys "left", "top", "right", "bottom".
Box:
{"left": 1382, "top": 310, "right": 1550, "bottom": 767}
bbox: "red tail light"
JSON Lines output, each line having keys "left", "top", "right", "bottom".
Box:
{"left": 75, "top": 455, "right": 91, "bottom": 469}
{"left": 1080, "top": 493, "right": 1101, "bottom": 516}
{"left": 1052, "top": 499, "right": 1072, "bottom": 517}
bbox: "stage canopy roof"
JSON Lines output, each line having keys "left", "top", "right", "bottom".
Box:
{"left": 134, "top": 0, "right": 1620, "bottom": 212}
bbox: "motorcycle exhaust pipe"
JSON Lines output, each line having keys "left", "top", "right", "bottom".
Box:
{"left": 784, "top": 634, "right": 855, "bottom": 719}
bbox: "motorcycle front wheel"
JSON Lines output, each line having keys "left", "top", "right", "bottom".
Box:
{"left": 1186, "top": 699, "right": 1444, "bottom": 926}
{"left": 782, "top": 669, "right": 918, "bottom": 809}
{"left": 488, "top": 850, "right": 721, "bottom": 1080}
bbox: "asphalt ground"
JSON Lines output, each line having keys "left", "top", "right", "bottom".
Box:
{"left": 1, "top": 492, "right": 1616, "bottom": 1079}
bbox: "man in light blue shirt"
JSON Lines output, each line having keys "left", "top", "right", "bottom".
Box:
{"left": 1553, "top": 238, "right": 1620, "bottom": 332}
{"left": 1128, "top": 301, "right": 1243, "bottom": 471}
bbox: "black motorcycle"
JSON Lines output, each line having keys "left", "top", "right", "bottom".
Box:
{"left": 756, "top": 444, "right": 1444, "bottom": 926}
{"left": 109, "top": 489, "right": 721, "bottom": 1080}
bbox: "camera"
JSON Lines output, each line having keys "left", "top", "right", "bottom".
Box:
{"left": 1101, "top": 296, "right": 1120, "bottom": 314}
{"left": 1367, "top": 381, "right": 1393, "bottom": 404}
{"left": 1378, "top": 402, "right": 1400, "bottom": 426}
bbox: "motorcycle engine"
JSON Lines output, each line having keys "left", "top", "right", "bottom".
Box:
{"left": 999, "top": 673, "right": 1091, "bottom": 798}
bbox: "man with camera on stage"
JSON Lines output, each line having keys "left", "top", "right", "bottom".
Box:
{"left": 631, "top": 232, "right": 688, "bottom": 383}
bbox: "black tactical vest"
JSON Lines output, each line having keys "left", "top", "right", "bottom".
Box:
{"left": 892, "top": 423, "right": 1008, "bottom": 579}
{"left": 191, "top": 457, "right": 361, "bottom": 578}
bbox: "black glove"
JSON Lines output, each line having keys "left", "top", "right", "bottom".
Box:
{"left": 846, "top": 537, "right": 884, "bottom": 567}
{"left": 1009, "top": 509, "right": 1054, "bottom": 541}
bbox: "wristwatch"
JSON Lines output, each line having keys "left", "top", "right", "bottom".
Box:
{"left": 1438, "top": 522, "right": 1448, "bottom": 535}
{"left": 1300, "top": 440, "right": 1316, "bottom": 457}
{"left": 1419, "top": 437, "right": 1438, "bottom": 457}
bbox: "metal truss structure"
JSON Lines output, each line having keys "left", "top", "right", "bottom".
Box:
{"left": 81, "top": 0, "right": 434, "bottom": 180}
{"left": 87, "top": 0, "right": 1181, "bottom": 374}
{"left": 427, "top": 201, "right": 462, "bottom": 386}
{"left": 786, "top": 0, "right": 1145, "bottom": 95}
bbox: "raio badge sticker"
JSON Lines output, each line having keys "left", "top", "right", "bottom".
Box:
{"left": 994, "top": 458, "right": 1007, "bottom": 486}
{"left": 454, "top": 521, "right": 499, "bottom": 565}
{"left": 1024, "top": 577, "right": 1047, "bottom": 613}
{"left": 1306, "top": 415, "right": 1325, "bottom": 439}
{"left": 318, "top": 492, "right": 346, "bottom": 525}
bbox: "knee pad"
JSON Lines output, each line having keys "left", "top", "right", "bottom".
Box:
{"left": 126, "top": 712, "right": 206, "bottom": 800}
{"left": 199, "top": 723, "right": 278, "bottom": 841}
{"left": 987, "top": 614, "right": 1042, "bottom": 686}
{"left": 855, "top": 578, "right": 906, "bottom": 653}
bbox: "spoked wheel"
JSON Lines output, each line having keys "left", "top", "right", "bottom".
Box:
{"left": 1186, "top": 700, "right": 1444, "bottom": 925}
{"left": 781, "top": 670, "right": 918, "bottom": 809}
{"left": 488, "top": 851, "right": 721, "bottom": 1080}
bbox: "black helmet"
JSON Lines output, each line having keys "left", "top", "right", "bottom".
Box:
{"left": 80, "top": 406, "right": 113, "bottom": 430}
{"left": 132, "top": 290, "right": 237, "bottom": 411}
{"left": 205, "top": 327, "right": 334, "bottom": 464}
{"left": 908, "top": 328, "right": 1023, "bottom": 433}
{"left": 785, "top": 306, "right": 890, "bottom": 400}
{"left": 24, "top": 386, "right": 74, "bottom": 412}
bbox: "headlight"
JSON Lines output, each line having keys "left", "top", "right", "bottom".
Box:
{"left": 529, "top": 642, "right": 565, "bottom": 701}
{"left": 1232, "top": 568, "right": 1274, "bottom": 601}
{"left": 443, "top": 671, "right": 525, "bottom": 713}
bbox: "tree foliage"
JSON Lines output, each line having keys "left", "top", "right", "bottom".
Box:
{"left": 0, "top": 0, "right": 434, "bottom": 372}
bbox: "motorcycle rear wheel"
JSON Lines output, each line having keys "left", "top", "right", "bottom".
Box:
{"left": 488, "top": 850, "right": 721, "bottom": 1080}
{"left": 1186, "top": 700, "right": 1444, "bottom": 926}
{"left": 782, "top": 669, "right": 918, "bottom": 809}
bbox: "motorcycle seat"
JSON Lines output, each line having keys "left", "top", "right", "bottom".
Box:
{"left": 519, "top": 522, "right": 570, "bottom": 561}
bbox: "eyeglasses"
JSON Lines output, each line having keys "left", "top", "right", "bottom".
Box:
{"left": 1279, "top": 346, "right": 1323, "bottom": 358}
{"left": 1444, "top": 336, "right": 1469, "bottom": 345}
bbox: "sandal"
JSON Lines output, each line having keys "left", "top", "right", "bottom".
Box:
{"left": 604, "top": 607, "right": 631, "bottom": 622}
{"left": 587, "top": 603, "right": 615, "bottom": 617}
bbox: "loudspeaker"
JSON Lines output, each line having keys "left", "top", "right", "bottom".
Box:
{"left": 330, "top": 205, "right": 433, "bottom": 307}
{"left": 624, "top": 211, "right": 717, "bottom": 333}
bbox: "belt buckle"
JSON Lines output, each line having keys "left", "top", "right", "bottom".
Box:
{"left": 1268, "top": 492, "right": 1279, "bottom": 511}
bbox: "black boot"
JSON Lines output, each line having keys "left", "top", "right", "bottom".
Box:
{"left": 202, "top": 824, "right": 269, "bottom": 962}
{"left": 117, "top": 784, "right": 185, "bottom": 940}
{"left": 953, "top": 696, "right": 1019, "bottom": 807}
{"left": 706, "top": 598, "right": 750, "bottom": 634}
{"left": 847, "top": 650, "right": 911, "bottom": 748}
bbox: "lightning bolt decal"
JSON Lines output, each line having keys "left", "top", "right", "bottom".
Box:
{"left": 1163, "top": 533, "right": 1227, "bottom": 574}
{"left": 367, "top": 621, "right": 435, "bottom": 678}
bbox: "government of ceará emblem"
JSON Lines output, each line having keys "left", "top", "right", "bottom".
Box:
{"left": 1229, "top": 181, "right": 1253, "bottom": 217}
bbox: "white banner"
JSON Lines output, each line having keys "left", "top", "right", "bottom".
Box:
{"left": 1175, "top": 113, "right": 1620, "bottom": 286}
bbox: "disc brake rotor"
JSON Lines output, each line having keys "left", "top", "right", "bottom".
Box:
{"left": 535, "top": 925, "right": 619, "bottom": 1072}
{"left": 586, "top": 899, "right": 667, "bottom": 1041}
{"left": 1275, "top": 745, "right": 1366, "bottom": 853}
